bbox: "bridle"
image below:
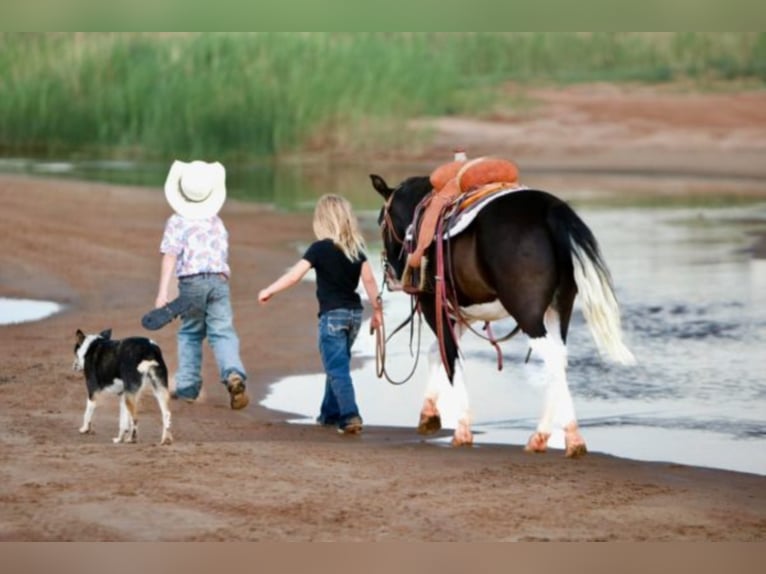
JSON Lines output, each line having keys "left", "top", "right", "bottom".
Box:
{"left": 378, "top": 189, "right": 408, "bottom": 292}
{"left": 374, "top": 187, "right": 424, "bottom": 386}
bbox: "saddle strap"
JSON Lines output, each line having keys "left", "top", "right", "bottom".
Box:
{"left": 434, "top": 213, "right": 460, "bottom": 380}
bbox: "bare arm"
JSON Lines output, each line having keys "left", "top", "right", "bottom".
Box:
{"left": 155, "top": 253, "right": 177, "bottom": 308}
{"left": 360, "top": 260, "right": 383, "bottom": 331}
{"left": 258, "top": 259, "right": 313, "bottom": 303}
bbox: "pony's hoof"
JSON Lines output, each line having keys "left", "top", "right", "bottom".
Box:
{"left": 417, "top": 415, "right": 442, "bottom": 435}
{"left": 565, "top": 442, "right": 588, "bottom": 458}
{"left": 564, "top": 423, "right": 587, "bottom": 458}
{"left": 451, "top": 436, "right": 473, "bottom": 447}
{"left": 524, "top": 432, "right": 550, "bottom": 453}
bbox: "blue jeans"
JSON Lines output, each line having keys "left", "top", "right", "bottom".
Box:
{"left": 317, "top": 307, "right": 363, "bottom": 428}
{"left": 174, "top": 274, "right": 246, "bottom": 400}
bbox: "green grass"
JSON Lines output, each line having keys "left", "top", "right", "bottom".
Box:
{"left": 1, "top": 33, "right": 764, "bottom": 161}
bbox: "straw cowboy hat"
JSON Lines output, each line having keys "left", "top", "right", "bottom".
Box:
{"left": 164, "top": 160, "right": 227, "bottom": 219}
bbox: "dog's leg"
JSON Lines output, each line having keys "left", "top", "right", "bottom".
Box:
{"left": 142, "top": 360, "right": 173, "bottom": 445}
{"left": 79, "top": 398, "right": 96, "bottom": 434}
{"left": 153, "top": 386, "right": 173, "bottom": 446}
{"left": 113, "top": 395, "right": 129, "bottom": 443}
{"left": 124, "top": 394, "right": 139, "bottom": 443}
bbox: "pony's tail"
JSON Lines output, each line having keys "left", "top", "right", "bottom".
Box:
{"left": 550, "top": 204, "right": 636, "bottom": 365}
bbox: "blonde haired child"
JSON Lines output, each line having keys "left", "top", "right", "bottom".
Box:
{"left": 258, "top": 194, "right": 382, "bottom": 434}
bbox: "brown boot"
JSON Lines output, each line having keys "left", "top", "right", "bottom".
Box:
{"left": 226, "top": 372, "right": 249, "bottom": 410}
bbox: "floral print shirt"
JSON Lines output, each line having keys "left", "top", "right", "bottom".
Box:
{"left": 160, "top": 214, "right": 231, "bottom": 278}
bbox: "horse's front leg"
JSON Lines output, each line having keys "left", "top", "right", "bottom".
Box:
{"left": 418, "top": 340, "right": 443, "bottom": 435}
{"left": 418, "top": 336, "right": 473, "bottom": 446}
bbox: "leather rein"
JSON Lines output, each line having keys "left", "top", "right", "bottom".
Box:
{"left": 374, "top": 190, "right": 424, "bottom": 386}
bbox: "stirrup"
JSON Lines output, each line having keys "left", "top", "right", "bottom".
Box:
{"left": 401, "top": 256, "right": 429, "bottom": 294}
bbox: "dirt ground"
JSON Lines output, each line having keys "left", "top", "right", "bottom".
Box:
{"left": 1, "top": 84, "right": 765, "bottom": 541}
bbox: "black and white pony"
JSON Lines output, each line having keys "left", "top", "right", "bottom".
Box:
{"left": 371, "top": 174, "right": 635, "bottom": 457}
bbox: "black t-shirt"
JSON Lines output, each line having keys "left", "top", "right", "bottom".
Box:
{"left": 303, "top": 239, "right": 366, "bottom": 316}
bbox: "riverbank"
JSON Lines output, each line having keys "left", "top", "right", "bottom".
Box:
{"left": 1, "top": 84, "right": 765, "bottom": 540}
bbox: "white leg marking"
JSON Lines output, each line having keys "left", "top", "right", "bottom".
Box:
{"left": 417, "top": 341, "right": 444, "bottom": 434}
{"left": 526, "top": 308, "right": 586, "bottom": 456}
{"left": 421, "top": 324, "right": 473, "bottom": 446}
{"left": 114, "top": 395, "right": 128, "bottom": 444}
{"left": 79, "top": 398, "right": 96, "bottom": 434}
{"left": 449, "top": 323, "right": 472, "bottom": 446}
{"left": 128, "top": 412, "right": 138, "bottom": 443}
{"left": 152, "top": 384, "right": 173, "bottom": 446}
{"left": 450, "top": 358, "right": 473, "bottom": 446}
{"left": 424, "top": 340, "right": 443, "bottom": 405}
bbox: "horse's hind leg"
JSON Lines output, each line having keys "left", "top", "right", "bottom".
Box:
{"left": 525, "top": 307, "right": 587, "bottom": 458}
{"left": 449, "top": 358, "right": 473, "bottom": 447}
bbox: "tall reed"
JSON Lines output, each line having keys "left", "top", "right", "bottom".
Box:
{"left": 1, "top": 33, "right": 763, "bottom": 160}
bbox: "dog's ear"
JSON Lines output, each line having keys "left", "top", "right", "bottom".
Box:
{"left": 99, "top": 329, "right": 112, "bottom": 340}
{"left": 76, "top": 329, "right": 85, "bottom": 345}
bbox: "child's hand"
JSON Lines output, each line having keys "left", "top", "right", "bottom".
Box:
{"left": 155, "top": 295, "right": 169, "bottom": 309}
{"left": 369, "top": 307, "right": 383, "bottom": 333}
{"left": 258, "top": 289, "right": 271, "bottom": 304}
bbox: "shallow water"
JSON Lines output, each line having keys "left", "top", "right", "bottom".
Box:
{"left": 0, "top": 297, "right": 63, "bottom": 325}
{"left": 263, "top": 202, "right": 766, "bottom": 476}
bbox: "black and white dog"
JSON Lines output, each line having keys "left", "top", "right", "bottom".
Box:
{"left": 73, "top": 329, "right": 173, "bottom": 445}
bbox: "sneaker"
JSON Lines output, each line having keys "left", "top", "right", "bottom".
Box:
{"left": 338, "top": 416, "right": 363, "bottom": 435}
{"left": 316, "top": 415, "right": 339, "bottom": 428}
{"left": 226, "top": 373, "right": 249, "bottom": 410}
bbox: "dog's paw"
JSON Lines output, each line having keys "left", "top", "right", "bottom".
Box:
{"left": 78, "top": 425, "right": 93, "bottom": 435}
{"left": 160, "top": 432, "right": 173, "bottom": 446}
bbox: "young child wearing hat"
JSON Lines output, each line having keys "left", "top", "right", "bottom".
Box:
{"left": 153, "top": 160, "right": 249, "bottom": 410}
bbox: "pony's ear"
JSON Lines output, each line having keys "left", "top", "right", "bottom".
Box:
{"left": 369, "top": 174, "right": 393, "bottom": 200}
{"left": 75, "top": 329, "right": 85, "bottom": 345}
{"left": 99, "top": 329, "right": 112, "bottom": 340}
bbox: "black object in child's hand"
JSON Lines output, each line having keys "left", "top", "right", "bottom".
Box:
{"left": 141, "top": 295, "right": 193, "bottom": 331}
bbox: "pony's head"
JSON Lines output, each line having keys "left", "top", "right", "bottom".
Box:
{"left": 370, "top": 174, "right": 431, "bottom": 290}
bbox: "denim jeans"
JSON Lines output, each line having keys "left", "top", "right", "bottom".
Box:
{"left": 317, "top": 307, "right": 363, "bottom": 428}
{"left": 173, "top": 274, "right": 247, "bottom": 399}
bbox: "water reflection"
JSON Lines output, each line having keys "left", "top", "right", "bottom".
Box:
{"left": 0, "top": 157, "right": 427, "bottom": 212}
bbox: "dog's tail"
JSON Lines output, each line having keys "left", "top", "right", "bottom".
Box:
{"left": 137, "top": 360, "right": 159, "bottom": 375}
{"left": 137, "top": 359, "right": 168, "bottom": 390}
